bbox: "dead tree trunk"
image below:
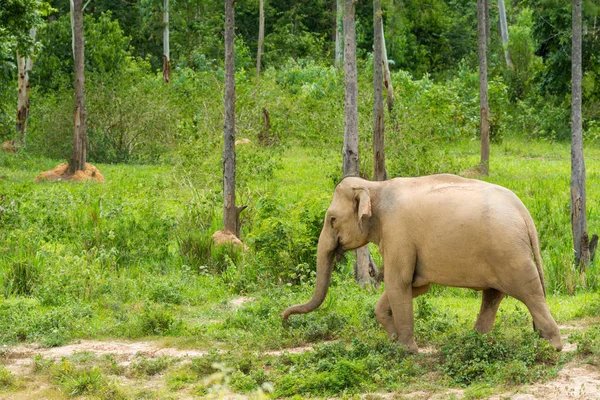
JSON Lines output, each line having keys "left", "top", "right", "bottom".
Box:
{"left": 256, "top": 0, "right": 265, "bottom": 77}
{"left": 223, "top": 0, "right": 238, "bottom": 236}
{"left": 373, "top": 0, "right": 387, "bottom": 182}
{"left": 163, "top": 0, "right": 170, "bottom": 83}
{"left": 477, "top": 0, "right": 490, "bottom": 175}
{"left": 70, "top": 0, "right": 87, "bottom": 173}
{"left": 571, "top": 0, "right": 593, "bottom": 271}
{"left": 484, "top": 0, "right": 491, "bottom": 42}
{"left": 344, "top": 0, "right": 378, "bottom": 288}
{"left": 343, "top": 0, "right": 359, "bottom": 178}
{"left": 498, "top": 0, "right": 514, "bottom": 70}
{"left": 15, "top": 28, "right": 35, "bottom": 149}
{"left": 335, "top": 0, "right": 344, "bottom": 69}
{"left": 380, "top": 22, "right": 394, "bottom": 114}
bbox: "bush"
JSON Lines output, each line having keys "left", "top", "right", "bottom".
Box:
{"left": 441, "top": 328, "right": 561, "bottom": 386}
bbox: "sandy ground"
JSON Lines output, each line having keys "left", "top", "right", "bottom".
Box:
{"left": 1, "top": 338, "right": 599, "bottom": 399}
{"left": 1, "top": 314, "right": 598, "bottom": 399}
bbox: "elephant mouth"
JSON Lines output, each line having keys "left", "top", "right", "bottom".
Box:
{"left": 334, "top": 239, "right": 346, "bottom": 262}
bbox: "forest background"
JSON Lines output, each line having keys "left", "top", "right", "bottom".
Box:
{"left": 1, "top": 0, "right": 600, "bottom": 398}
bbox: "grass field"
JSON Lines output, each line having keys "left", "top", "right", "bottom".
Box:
{"left": 1, "top": 137, "right": 600, "bottom": 398}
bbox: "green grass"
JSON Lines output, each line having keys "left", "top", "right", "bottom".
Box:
{"left": 0, "top": 136, "right": 599, "bottom": 397}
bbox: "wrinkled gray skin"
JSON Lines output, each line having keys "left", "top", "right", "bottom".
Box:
{"left": 282, "top": 175, "right": 563, "bottom": 353}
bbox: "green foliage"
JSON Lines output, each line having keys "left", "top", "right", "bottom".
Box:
{"left": 441, "top": 328, "right": 561, "bottom": 386}
{"left": 1, "top": 240, "right": 43, "bottom": 297}
{"left": 129, "top": 356, "right": 173, "bottom": 377}
{"left": 273, "top": 339, "right": 416, "bottom": 396}
{"left": 505, "top": 8, "right": 543, "bottom": 101}
{"left": 138, "top": 302, "right": 178, "bottom": 336}
{"left": 0, "top": 365, "right": 15, "bottom": 390}
{"left": 32, "top": 12, "right": 131, "bottom": 91}
{"left": 570, "top": 325, "right": 600, "bottom": 360}
{"left": 249, "top": 195, "right": 328, "bottom": 285}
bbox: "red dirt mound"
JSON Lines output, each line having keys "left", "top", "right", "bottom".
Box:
{"left": 1, "top": 140, "right": 16, "bottom": 153}
{"left": 212, "top": 229, "right": 248, "bottom": 250}
{"left": 35, "top": 162, "right": 105, "bottom": 183}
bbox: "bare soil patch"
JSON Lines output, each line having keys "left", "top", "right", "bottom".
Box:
{"left": 1, "top": 340, "right": 206, "bottom": 375}
{"left": 35, "top": 162, "right": 104, "bottom": 182}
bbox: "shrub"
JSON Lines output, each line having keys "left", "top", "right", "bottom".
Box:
{"left": 441, "top": 328, "right": 561, "bottom": 386}
{"left": 138, "top": 303, "right": 178, "bottom": 336}
{"left": 129, "top": 356, "right": 173, "bottom": 378}
{"left": 0, "top": 366, "right": 15, "bottom": 389}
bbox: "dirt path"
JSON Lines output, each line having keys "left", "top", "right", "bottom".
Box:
{"left": 1, "top": 333, "right": 598, "bottom": 399}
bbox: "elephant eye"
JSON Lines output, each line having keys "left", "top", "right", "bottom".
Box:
{"left": 329, "top": 216, "right": 336, "bottom": 229}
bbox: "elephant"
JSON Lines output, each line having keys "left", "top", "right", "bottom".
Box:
{"left": 282, "top": 174, "right": 563, "bottom": 353}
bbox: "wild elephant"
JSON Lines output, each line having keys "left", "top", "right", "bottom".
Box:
{"left": 282, "top": 175, "right": 562, "bottom": 353}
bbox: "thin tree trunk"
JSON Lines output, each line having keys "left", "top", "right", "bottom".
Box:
{"left": 335, "top": 0, "right": 344, "bottom": 69}
{"left": 477, "top": 0, "right": 490, "bottom": 175}
{"left": 380, "top": 22, "right": 394, "bottom": 114}
{"left": 343, "top": 0, "right": 359, "bottom": 178}
{"left": 484, "top": 0, "right": 491, "bottom": 42}
{"left": 256, "top": 0, "right": 264, "bottom": 77}
{"left": 223, "top": 0, "right": 237, "bottom": 235}
{"left": 15, "top": 28, "right": 35, "bottom": 149}
{"left": 571, "top": 0, "right": 588, "bottom": 270}
{"left": 373, "top": 0, "right": 387, "bottom": 182}
{"left": 163, "top": 0, "right": 170, "bottom": 83}
{"left": 344, "top": 0, "right": 378, "bottom": 288}
{"left": 498, "top": 0, "right": 514, "bottom": 70}
{"left": 70, "top": 0, "right": 86, "bottom": 173}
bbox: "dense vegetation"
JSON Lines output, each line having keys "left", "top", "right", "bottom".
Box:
{"left": 1, "top": 0, "right": 600, "bottom": 398}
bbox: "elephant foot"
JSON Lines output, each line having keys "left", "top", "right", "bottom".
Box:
{"left": 402, "top": 340, "right": 419, "bottom": 354}
{"left": 393, "top": 334, "right": 418, "bottom": 354}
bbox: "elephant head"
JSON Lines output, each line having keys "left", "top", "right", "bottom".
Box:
{"left": 282, "top": 178, "right": 375, "bottom": 319}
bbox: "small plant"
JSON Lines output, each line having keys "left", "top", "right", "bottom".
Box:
{"left": 138, "top": 303, "right": 178, "bottom": 336}
{"left": 1, "top": 245, "right": 43, "bottom": 297}
{"left": 0, "top": 365, "right": 15, "bottom": 390}
{"left": 441, "top": 328, "right": 561, "bottom": 386}
{"left": 570, "top": 326, "right": 600, "bottom": 359}
{"left": 129, "top": 355, "right": 173, "bottom": 378}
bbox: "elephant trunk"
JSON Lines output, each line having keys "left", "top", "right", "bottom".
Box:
{"left": 282, "top": 228, "right": 337, "bottom": 319}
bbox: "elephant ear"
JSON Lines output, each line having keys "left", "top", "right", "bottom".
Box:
{"left": 354, "top": 187, "right": 371, "bottom": 232}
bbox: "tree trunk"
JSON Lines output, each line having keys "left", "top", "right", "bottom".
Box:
{"left": 15, "top": 28, "right": 36, "bottom": 149}
{"left": 571, "top": 0, "right": 589, "bottom": 271}
{"left": 223, "top": 0, "right": 237, "bottom": 235}
{"left": 484, "top": 0, "right": 491, "bottom": 42}
{"left": 335, "top": 0, "right": 344, "bottom": 69}
{"left": 344, "top": 0, "right": 378, "bottom": 288}
{"left": 70, "top": 0, "right": 86, "bottom": 173}
{"left": 163, "top": 0, "right": 170, "bottom": 83}
{"left": 498, "top": 0, "right": 514, "bottom": 70}
{"left": 343, "top": 0, "right": 359, "bottom": 178}
{"left": 256, "top": 0, "right": 264, "bottom": 77}
{"left": 380, "top": 22, "right": 394, "bottom": 114}
{"left": 373, "top": 0, "right": 387, "bottom": 182}
{"left": 477, "top": 0, "right": 490, "bottom": 175}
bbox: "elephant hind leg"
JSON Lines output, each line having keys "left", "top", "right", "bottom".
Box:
{"left": 503, "top": 264, "right": 563, "bottom": 351}
{"left": 474, "top": 288, "right": 505, "bottom": 334}
{"left": 375, "top": 291, "right": 397, "bottom": 339}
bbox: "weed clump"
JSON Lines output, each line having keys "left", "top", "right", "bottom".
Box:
{"left": 441, "top": 328, "right": 561, "bottom": 386}
{"left": 0, "top": 366, "right": 15, "bottom": 390}
{"left": 129, "top": 356, "right": 173, "bottom": 377}
{"left": 570, "top": 325, "right": 600, "bottom": 360}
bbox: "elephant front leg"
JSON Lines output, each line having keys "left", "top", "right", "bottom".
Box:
{"left": 375, "top": 285, "right": 431, "bottom": 340}
{"left": 385, "top": 264, "right": 418, "bottom": 353}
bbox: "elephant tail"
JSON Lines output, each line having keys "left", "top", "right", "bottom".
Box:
{"left": 525, "top": 214, "right": 546, "bottom": 298}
